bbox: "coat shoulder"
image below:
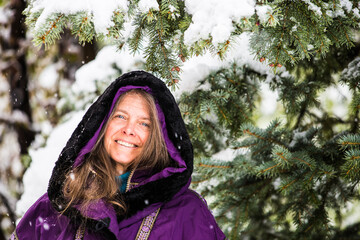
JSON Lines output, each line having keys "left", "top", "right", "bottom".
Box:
{"left": 16, "top": 193, "right": 54, "bottom": 226}
{"left": 15, "top": 193, "right": 73, "bottom": 240}
{"left": 155, "top": 189, "right": 226, "bottom": 240}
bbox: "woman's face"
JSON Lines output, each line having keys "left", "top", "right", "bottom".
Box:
{"left": 104, "top": 93, "right": 151, "bottom": 174}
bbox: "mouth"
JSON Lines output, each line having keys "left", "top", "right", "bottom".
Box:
{"left": 115, "top": 140, "right": 138, "bottom": 148}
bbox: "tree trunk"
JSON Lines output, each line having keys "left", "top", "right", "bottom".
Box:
{"left": 3, "top": 0, "right": 35, "bottom": 154}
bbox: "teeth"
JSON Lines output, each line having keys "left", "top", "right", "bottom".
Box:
{"left": 115, "top": 140, "right": 136, "bottom": 147}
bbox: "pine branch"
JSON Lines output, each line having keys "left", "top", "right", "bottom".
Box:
{"left": 198, "top": 163, "right": 231, "bottom": 169}
{"left": 24, "top": 0, "right": 360, "bottom": 79}
{"left": 242, "top": 128, "right": 286, "bottom": 147}
{"left": 34, "top": 14, "right": 65, "bottom": 47}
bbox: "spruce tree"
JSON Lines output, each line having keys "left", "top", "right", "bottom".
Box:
{"left": 23, "top": 0, "right": 360, "bottom": 239}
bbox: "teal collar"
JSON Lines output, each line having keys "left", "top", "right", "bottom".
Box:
{"left": 116, "top": 171, "right": 131, "bottom": 193}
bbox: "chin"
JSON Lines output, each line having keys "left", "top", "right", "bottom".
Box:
{"left": 113, "top": 157, "right": 134, "bottom": 167}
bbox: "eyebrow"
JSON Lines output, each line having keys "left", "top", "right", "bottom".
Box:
{"left": 114, "top": 109, "right": 151, "bottom": 121}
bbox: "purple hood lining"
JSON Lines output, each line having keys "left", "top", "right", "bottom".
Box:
{"left": 73, "top": 85, "right": 186, "bottom": 187}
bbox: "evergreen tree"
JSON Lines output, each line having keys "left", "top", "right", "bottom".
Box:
{"left": 0, "top": 0, "right": 97, "bottom": 237}
{"left": 0, "top": 0, "right": 34, "bottom": 238}
{"left": 22, "top": 0, "right": 360, "bottom": 239}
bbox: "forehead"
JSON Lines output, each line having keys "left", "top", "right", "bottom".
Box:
{"left": 116, "top": 93, "right": 151, "bottom": 115}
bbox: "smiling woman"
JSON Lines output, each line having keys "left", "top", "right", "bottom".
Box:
{"left": 105, "top": 91, "right": 152, "bottom": 173}
{"left": 104, "top": 90, "right": 165, "bottom": 174}
{"left": 62, "top": 89, "right": 171, "bottom": 219}
{"left": 11, "top": 71, "right": 225, "bottom": 240}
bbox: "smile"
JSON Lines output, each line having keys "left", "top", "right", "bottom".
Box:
{"left": 115, "top": 140, "right": 138, "bottom": 148}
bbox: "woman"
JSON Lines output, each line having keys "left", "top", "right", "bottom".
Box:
{"left": 11, "top": 71, "right": 226, "bottom": 240}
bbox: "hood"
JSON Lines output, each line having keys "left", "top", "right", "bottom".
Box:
{"left": 47, "top": 71, "right": 193, "bottom": 230}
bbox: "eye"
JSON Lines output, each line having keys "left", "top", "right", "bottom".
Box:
{"left": 140, "top": 122, "right": 150, "bottom": 128}
{"left": 115, "top": 114, "right": 126, "bottom": 120}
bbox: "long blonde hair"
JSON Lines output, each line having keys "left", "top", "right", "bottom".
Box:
{"left": 62, "top": 89, "right": 170, "bottom": 214}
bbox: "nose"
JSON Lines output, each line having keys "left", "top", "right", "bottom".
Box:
{"left": 122, "top": 122, "right": 136, "bottom": 136}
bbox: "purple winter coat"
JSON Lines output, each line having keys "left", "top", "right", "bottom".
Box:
{"left": 12, "top": 71, "right": 226, "bottom": 240}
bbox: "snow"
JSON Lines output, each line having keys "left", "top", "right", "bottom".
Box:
{"left": 7, "top": 110, "right": 30, "bottom": 125}
{"left": 38, "top": 65, "right": 58, "bottom": 89}
{"left": 120, "top": 20, "right": 136, "bottom": 41}
{"left": 0, "top": 133, "right": 21, "bottom": 172}
{"left": 0, "top": 81, "right": 10, "bottom": 113}
{"left": 260, "top": 83, "right": 278, "bottom": 116}
{"left": 11, "top": 155, "right": 23, "bottom": 177}
{"left": 173, "top": 53, "right": 221, "bottom": 98}
{"left": 302, "top": 0, "right": 322, "bottom": 16}
{"left": 73, "top": 45, "right": 143, "bottom": 94}
{"left": 1, "top": 217, "right": 12, "bottom": 230}
{"left": 255, "top": 5, "right": 272, "bottom": 25}
{"left": 318, "top": 84, "right": 351, "bottom": 120}
{"left": 326, "top": 8, "right": 345, "bottom": 18}
{"left": 354, "top": 8, "right": 360, "bottom": 18}
{"left": 342, "top": 200, "right": 360, "bottom": 228}
{"left": 0, "top": 7, "right": 12, "bottom": 24}
{"left": 137, "top": 0, "right": 159, "bottom": 12}
{"left": 168, "top": 5, "right": 176, "bottom": 13}
{"left": 0, "top": 182, "right": 16, "bottom": 211}
{"left": 31, "top": 0, "right": 128, "bottom": 34}
{"left": 0, "top": 112, "right": 30, "bottom": 175}
{"left": 16, "top": 111, "right": 84, "bottom": 216}
{"left": 174, "top": 32, "right": 273, "bottom": 98}
{"left": 340, "top": 0, "right": 353, "bottom": 13}
{"left": 289, "top": 130, "right": 308, "bottom": 149}
{"left": 342, "top": 56, "right": 360, "bottom": 80}
{"left": 211, "top": 148, "right": 236, "bottom": 162}
{"left": 183, "top": 0, "right": 256, "bottom": 46}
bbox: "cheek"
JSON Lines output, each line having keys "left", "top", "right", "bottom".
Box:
{"left": 103, "top": 134, "right": 110, "bottom": 153}
{"left": 141, "top": 130, "right": 151, "bottom": 144}
{"left": 105, "top": 122, "right": 118, "bottom": 137}
{"left": 104, "top": 125, "right": 115, "bottom": 149}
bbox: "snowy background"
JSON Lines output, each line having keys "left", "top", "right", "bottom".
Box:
{"left": 0, "top": 0, "right": 353, "bottom": 225}
{"left": 15, "top": 43, "right": 351, "bottom": 218}
{"left": 15, "top": 35, "right": 276, "bottom": 216}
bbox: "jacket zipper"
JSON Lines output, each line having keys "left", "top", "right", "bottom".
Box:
{"left": 125, "top": 169, "right": 135, "bottom": 192}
